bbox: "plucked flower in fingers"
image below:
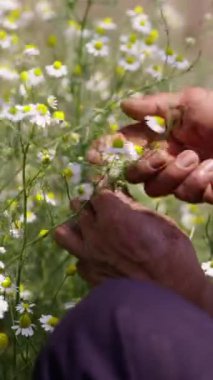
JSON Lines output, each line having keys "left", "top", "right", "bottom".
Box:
{"left": 46, "top": 61, "right": 68, "bottom": 78}
{"left": 0, "top": 296, "right": 8, "bottom": 319}
{"left": 145, "top": 116, "right": 166, "bottom": 134}
{"left": 12, "top": 313, "right": 35, "bottom": 337}
{"left": 40, "top": 314, "right": 59, "bottom": 333}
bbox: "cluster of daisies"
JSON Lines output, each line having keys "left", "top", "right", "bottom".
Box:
{"left": 82, "top": 5, "right": 190, "bottom": 75}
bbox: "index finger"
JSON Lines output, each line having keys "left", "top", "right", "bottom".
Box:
{"left": 121, "top": 92, "right": 181, "bottom": 121}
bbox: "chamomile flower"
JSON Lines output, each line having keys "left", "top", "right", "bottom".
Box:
{"left": 65, "top": 20, "right": 81, "bottom": 38}
{"left": 75, "top": 183, "right": 94, "bottom": 201}
{"left": 30, "top": 104, "right": 51, "bottom": 128}
{"left": 37, "top": 149, "right": 55, "bottom": 164}
{"left": 96, "top": 17, "right": 117, "bottom": 31}
{"left": 0, "top": 247, "right": 6, "bottom": 255}
{"left": 40, "top": 314, "right": 59, "bottom": 332}
{"left": 146, "top": 64, "right": 162, "bottom": 80}
{"left": 145, "top": 116, "right": 166, "bottom": 134}
{"left": 16, "top": 302, "right": 35, "bottom": 314}
{"left": 20, "top": 211, "right": 37, "bottom": 223}
{"left": 0, "top": 30, "right": 12, "bottom": 49}
{"left": 180, "top": 204, "right": 205, "bottom": 231}
{"left": 158, "top": 47, "right": 176, "bottom": 65}
{"left": 0, "top": 275, "right": 15, "bottom": 295}
{"left": 127, "top": 6, "right": 145, "bottom": 17}
{"left": 46, "top": 61, "right": 68, "bottom": 78}
{"left": 44, "top": 192, "right": 57, "bottom": 206}
{"left": 27, "top": 67, "right": 45, "bottom": 87}
{"left": 0, "top": 296, "right": 8, "bottom": 319}
{"left": 35, "top": 1, "right": 55, "bottom": 21}
{"left": 86, "top": 38, "right": 109, "bottom": 57}
{"left": 12, "top": 313, "right": 35, "bottom": 337}
{"left": 23, "top": 44, "right": 40, "bottom": 56}
{"left": 172, "top": 55, "right": 190, "bottom": 70}
{"left": 132, "top": 15, "right": 152, "bottom": 35}
{"left": 0, "top": 0, "right": 20, "bottom": 12}
{"left": 0, "top": 66, "right": 19, "bottom": 81}
{"left": 0, "top": 105, "right": 24, "bottom": 123}
{"left": 201, "top": 261, "right": 213, "bottom": 278}
{"left": 47, "top": 95, "right": 58, "bottom": 109}
{"left": 118, "top": 54, "right": 143, "bottom": 72}
{"left": 62, "top": 162, "right": 81, "bottom": 185}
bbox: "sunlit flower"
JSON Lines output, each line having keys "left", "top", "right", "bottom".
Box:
{"left": 30, "top": 104, "right": 51, "bottom": 128}
{"left": 12, "top": 313, "right": 35, "bottom": 337}
{"left": 40, "top": 314, "right": 59, "bottom": 332}
{"left": 132, "top": 15, "right": 152, "bottom": 35}
{"left": 27, "top": 67, "right": 45, "bottom": 87}
{"left": 118, "top": 54, "right": 143, "bottom": 72}
{"left": 23, "top": 44, "right": 40, "bottom": 56}
{"left": 158, "top": 47, "right": 176, "bottom": 65}
{"left": 0, "top": 66, "right": 19, "bottom": 81}
{"left": 180, "top": 204, "right": 205, "bottom": 230}
{"left": 0, "top": 296, "right": 8, "bottom": 319}
{"left": 127, "top": 6, "right": 144, "bottom": 17}
{"left": 0, "top": 275, "right": 15, "bottom": 295}
{"left": 0, "top": 105, "right": 23, "bottom": 123}
{"left": 46, "top": 61, "right": 68, "bottom": 78}
{"left": 96, "top": 17, "right": 117, "bottom": 31}
{"left": 145, "top": 116, "right": 166, "bottom": 134}
{"left": 0, "top": 29, "right": 12, "bottom": 49}
{"left": 35, "top": 1, "right": 55, "bottom": 21}
{"left": 86, "top": 38, "right": 109, "bottom": 57}
{"left": 16, "top": 302, "right": 35, "bottom": 314}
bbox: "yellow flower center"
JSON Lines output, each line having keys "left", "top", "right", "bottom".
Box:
{"left": 66, "top": 263, "right": 77, "bottom": 276}
{"left": 126, "top": 56, "right": 136, "bottom": 64}
{"left": 94, "top": 41, "right": 104, "bottom": 50}
{"left": 19, "top": 313, "right": 32, "bottom": 328}
{"left": 0, "top": 30, "right": 7, "bottom": 40}
{"left": 53, "top": 111, "right": 65, "bottom": 121}
{"left": 53, "top": 61, "right": 62, "bottom": 70}
{"left": 37, "top": 104, "right": 48, "bottom": 115}
{"left": 134, "top": 6, "right": 144, "bottom": 14}
{"left": 153, "top": 116, "right": 165, "bottom": 127}
{"left": 47, "top": 316, "right": 59, "bottom": 327}
{"left": 112, "top": 138, "right": 124, "bottom": 148}
{"left": 34, "top": 67, "right": 43, "bottom": 77}
{"left": 2, "top": 277, "right": 12, "bottom": 289}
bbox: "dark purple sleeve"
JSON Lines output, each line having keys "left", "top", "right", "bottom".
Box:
{"left": 34, "top": 279, "right": 213, "bottom": 380}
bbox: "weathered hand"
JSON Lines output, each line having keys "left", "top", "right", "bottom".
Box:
{"left": 88, "top": 87, "right": 213, "bottom": 204}
{"left": 122, "top": 87, "right": 213, "bottom": 203}
{"left": 55, "top": 190, "right": 206, "bottom": 306}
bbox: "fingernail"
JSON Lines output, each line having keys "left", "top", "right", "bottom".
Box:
{"left": 147, "top": 151, "right": 167, "bottom": 170}
{"left": 176, "top": 151, "right": 198, "bottom": 168}
{"left": 202, "top": 160, "right": 213, "bottom": 173}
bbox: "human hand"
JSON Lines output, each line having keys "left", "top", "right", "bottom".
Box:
{"left": 55, "top": 190, "right": 206, "bottom": 306}
{"left": 122, "top": 87, "right": 213, "bottom": 203}
{"left": 88, "top": 87, "right": 213, "bottom": 203}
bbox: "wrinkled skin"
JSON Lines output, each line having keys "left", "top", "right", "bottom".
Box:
{"left": 88, "top": 87, "right": 213, "bottom": 203}
{"left": 55, "top": 190, "right": 206, "bottom": 307}
{"left": 55, "top": 87, "right": 213, "bottom": 306}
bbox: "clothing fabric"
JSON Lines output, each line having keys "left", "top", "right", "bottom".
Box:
{"left": 34, "top": 279, "right": 213, "bottom": 380}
